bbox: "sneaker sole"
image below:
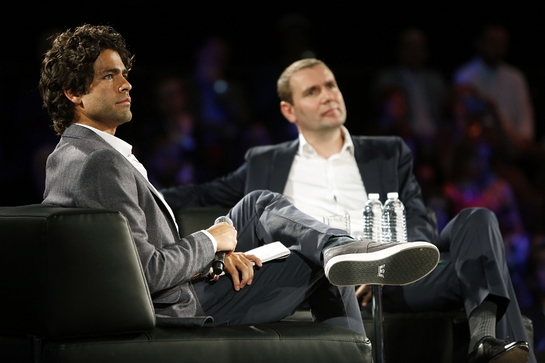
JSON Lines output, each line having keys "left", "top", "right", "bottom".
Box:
{"left": 325, "top": 241, "right": 439, "bottom": 286}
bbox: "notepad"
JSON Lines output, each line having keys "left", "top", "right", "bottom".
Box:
{"left": 245, "top": 242, "right": 291, "bottom": 263}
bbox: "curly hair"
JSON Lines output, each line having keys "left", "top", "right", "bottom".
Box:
{"left": 39, "top": 24, "right": 134, "bottom": 135}
{"left": 277, "top": 58, "right": 326, "bottom": 104}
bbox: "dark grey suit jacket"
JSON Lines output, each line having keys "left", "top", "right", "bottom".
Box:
{"left": 163, "top": 135, "right": 439, "bottom": 246}
{"left": 43, "top": 125, "right": 215, "bottom": 326}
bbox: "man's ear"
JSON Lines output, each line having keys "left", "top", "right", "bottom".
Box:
{"left": 280, "top": 101, "right": 297, "bottom": 124}
{"left": 63, "top": 89, "right": 82, "bottom": 105}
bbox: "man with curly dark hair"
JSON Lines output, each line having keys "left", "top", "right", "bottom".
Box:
{"left": 39, "top": 24, "right": 439, "bottom": 341}
{"left": 39, "top": 24, "right": 134, "bottom": 135}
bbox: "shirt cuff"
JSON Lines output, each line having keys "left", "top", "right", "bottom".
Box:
{"left": 201, "top": 229, "right": 218, "bottom": 252}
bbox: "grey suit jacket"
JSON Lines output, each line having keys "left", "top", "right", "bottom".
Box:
{"left": 43, "top": 125, "right": 215, "bottom": 326}
{"left": 163, "top": 135, "right": 438, "bottom": 246}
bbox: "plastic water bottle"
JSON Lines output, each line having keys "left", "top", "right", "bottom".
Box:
{"left": 363, "top": 193, "right": 383, "bottom": 242}
{"left": 381, "top": 192, "right": 407, "bottom": 243}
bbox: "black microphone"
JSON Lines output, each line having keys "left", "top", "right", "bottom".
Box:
{"left": 212, "top": 216, "right": 234, "bottom": 275}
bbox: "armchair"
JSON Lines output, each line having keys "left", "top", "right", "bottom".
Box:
{"left": 0, "top": 204, "right": 372, "bottom": 363}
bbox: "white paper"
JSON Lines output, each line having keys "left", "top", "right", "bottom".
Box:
{"left": 244, "top": 242, "right": 290, "bottom": 263}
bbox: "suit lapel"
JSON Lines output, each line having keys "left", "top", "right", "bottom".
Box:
{"left": 65, "top": 125, "right": 179, "bottom": 231}
{"left": 353, "top": 137, "right": 383, "bottom": 196}
{"left": 268, "top": 140, "right": 298, "bottom": 193}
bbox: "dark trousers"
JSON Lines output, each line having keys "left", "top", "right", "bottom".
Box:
{"left": 192, "top": 190, "right": 365, "bottom": 335}
{"left": 382, "top": 207, "right": 536, "bottom": 363}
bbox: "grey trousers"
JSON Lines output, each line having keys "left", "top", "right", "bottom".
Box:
{"left": 192, "top": 190, "right": 365, "bottom": 335}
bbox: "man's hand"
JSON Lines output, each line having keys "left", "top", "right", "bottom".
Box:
{"left": 207, "top": 222, "right": 237, "bottom": 252}
{"left": 223, "top": 253, "right": 263, "bottom": 291}
{"left": 356, "top": 284, "right": 373, "bottom": 307}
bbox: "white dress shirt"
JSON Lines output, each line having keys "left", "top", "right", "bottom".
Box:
{"left": 283, "top": 127, "right": 368, "bottom": 237}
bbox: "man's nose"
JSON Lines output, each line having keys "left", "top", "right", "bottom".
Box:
{"left": 321, "top": 88, "right": 335, "bottom": 102}
{"left": 119, "top": 78, "right": 132, "bottom": 92}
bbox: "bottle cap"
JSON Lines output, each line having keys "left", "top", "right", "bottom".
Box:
{"left": 368, "top": 193, "right": 380, "bottom": 200}
{"left": 387, "top": 192, "right": 398, "bottom": 199}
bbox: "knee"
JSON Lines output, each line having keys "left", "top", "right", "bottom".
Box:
{"left": 244, "top": 190, "right": 283, "bottom": 206}
{"left": 458, "top": 207, "right": 498, "bottom": 227}
{"left": 244, "top": 190, "right": 265, "bottom": 201}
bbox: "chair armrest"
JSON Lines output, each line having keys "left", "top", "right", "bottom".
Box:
{"left": 0, "top": 204, "right": 155, "bottom": 338}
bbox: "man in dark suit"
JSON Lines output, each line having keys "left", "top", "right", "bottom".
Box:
{"left": 163, "top": 58, "right": 534, "bottom": 363}
{"left": 38, "top": 25, "right": 439, "bottom": 341}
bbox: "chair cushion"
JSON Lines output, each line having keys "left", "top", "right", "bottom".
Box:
{"left": 40, "top": 323, "right": 371, "bottom": 363}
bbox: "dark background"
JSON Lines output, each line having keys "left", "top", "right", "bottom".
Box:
{"left": 2, "top": 2, "right": 543, "bottom": 68}
{"left": 1, "top": 1, "right": 545, "bottom": 205}
{"left": 3, "top": 2, "right": 545, "bottom": 355}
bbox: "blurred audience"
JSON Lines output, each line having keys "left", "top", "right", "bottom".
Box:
{"left": 142, "top": 73, "right": 201, "bottom": 188}
{"left": 372, "top": 27, "right": 449, "bottom": 228}
{"left": 250, "top": 13, "right": 316, "bottom": 143}
{"left": 454, "top": 23, "right": 534, "bottom": 149}
{"left": 137, "top": 36, "right": 273, "bottom": 188}
{"left": 185, "top": 36, "right": 258, "bottom": 178}
{"left": 453, "top": 24, "right": 545, "bottom": 234}
{"left": 442, "top": 138, "right": 531, "bottom": 300}
{"left": 374, "top": 27, "right": 448, "bottom": 152}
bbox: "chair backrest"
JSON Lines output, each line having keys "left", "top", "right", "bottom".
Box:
{"left": 0, "top": 204, "right": 155, "bottom": 339}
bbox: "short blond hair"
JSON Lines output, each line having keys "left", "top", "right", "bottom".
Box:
{"left": 277, "top": 58, "right": 326, "bottom": 104}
